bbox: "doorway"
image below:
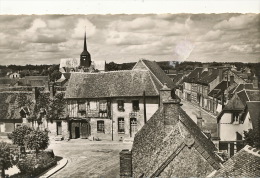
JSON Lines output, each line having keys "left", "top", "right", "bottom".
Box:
{"left": 75, "top": 126, "right": 80, "bottom": 138}
{"left": 130, "top": 118, "right": 137, "bottom": 137}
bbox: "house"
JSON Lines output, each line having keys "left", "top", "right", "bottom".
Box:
{"left": 120, "top": 86, "right": 223, "bottom": 177}
{"left": 208, "top": 145, "right": 260, "bottom": 177}
{"left": 0, "top": 88, "right": 48, "bottom": 134}
{"left": 8, "top": 72, "right": 20, "bottom": 79}
{"left": 216, "top": 89, "right": 260, "bottom": 157}
{"left": 63, "top": 59, "right": 174, "bottom": 140}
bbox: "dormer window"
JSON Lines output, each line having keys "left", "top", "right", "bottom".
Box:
{"left": 232, "top": 113, "right": 240, "bottom": 124}
{"left": 132, "top": 100, "right": 139, "bottom": 111}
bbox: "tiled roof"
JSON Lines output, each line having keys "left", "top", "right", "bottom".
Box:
{"left": 198, "top": 69, "right": 219, "bottom": 85}
{"left": 183, "top": 67, "right": 203, "bottom": 83}
{"left": 232, "top": 83, "right": 254, "bottom": 94}
{"left": 223, "top": 93, "right": 245, "bottom": 111}
{"left": 210, "top": 145, "right": 260, "bottom": 177}
{"left": 65, "top": 70, "right": 160, "bottom": 99}
{"left": 179, "top": 108, "right": 221, "bottom": 162}
{"left": 208, "top": 81, "right": 230, "bottom": 98}
{"left": 246, "top": 90, "right": 260, "bottom": 101}
{"left": 173, "top": 74, "right": 183, "bottom": 85}
{"left": 247, "top": 101, "right": 260, "bottom": 135}
{"left": 0, "top": 92, "right": 34, "bottom": 120}
{"left": 141, "top": 60, "right": 175, "bottom": 89}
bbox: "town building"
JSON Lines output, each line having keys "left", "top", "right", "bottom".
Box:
{"left": 63, "top": 59, "right": 174, "bottom": 141}
{"left": 216, "top": 89, "right": 260, "bottom": 157}
{"left": 120, "top": 86, "right": 223, "bottom": 177}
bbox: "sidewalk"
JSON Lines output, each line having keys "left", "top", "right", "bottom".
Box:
{"left": 39, "top": 157, "right": 68, "bottom": 178}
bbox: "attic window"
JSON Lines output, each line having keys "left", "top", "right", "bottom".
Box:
{"left": 232, "top": 113, "right": 239, "bottom": 124}
{"left": 132, "top": 100, "right": 139, "bottom": 111}
{"left": 117, "top": 100, "right": 125, "bottom": 111}
{"left": 78, "top": 101, "right": 86, "bottom": 112}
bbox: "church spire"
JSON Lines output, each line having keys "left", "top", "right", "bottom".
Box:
{"left": 83, "top": 28, "right": 87, "bottom": 51}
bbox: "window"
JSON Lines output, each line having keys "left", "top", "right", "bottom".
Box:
{"left": 56, "top": 122, "right": 62, "bottom": 135}
{"left": 232, "top": 113, "right": 239, "bottom": 123}
{"left": 117, "top": 100, "right": 125, "bottom": 111}
{"left": 99, "top": 100, "right": 107, "bottom": 112}
{"left": 118, "top": 118, "right": 125, "bottom": 133}
{"left": 132, "top": 100, "right": 139, "bottom": 111}
{"left": 97, "top": 120, "right": 105, "bottom": 133}
{"left": 78, "top": 101, "right": 86, "bottom": 112}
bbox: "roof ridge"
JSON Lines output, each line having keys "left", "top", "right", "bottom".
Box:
{"left": 244, "top": 145, "right": 260, "bottom": 157}
{"left": 148, "top": 72, "right": 161, "bottom": 95}
{"left": 141, "top": 60, "right": 164, "bottom": 87}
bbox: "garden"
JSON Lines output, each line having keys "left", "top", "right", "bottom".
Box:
{"left": 0, "top": 125, "right": 57, "bottom": 178}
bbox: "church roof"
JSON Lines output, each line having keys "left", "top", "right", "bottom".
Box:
{"left": 65, "top": 70, "right": 161, "bottom": 99}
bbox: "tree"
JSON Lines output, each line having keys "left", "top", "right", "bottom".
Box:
{"left": 50, "top": 70, "right": 62, "bottom": 82}
{"left": 244, "top": 129, "right": 260, "bottom": 149}
{"left": 0, "top": 142, "right": 13, "bottom": 174}
{"left": 8, "top": 125, "right": 33, "bottom": 147}
{"left": 24, "top": 129, "right": 49, "bottom": 155}
{"left": 47, "top": 93, "right": 66, "bottom": 122}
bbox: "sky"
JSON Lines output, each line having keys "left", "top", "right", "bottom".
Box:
{"left": 0, "top": 13, "right": 259, "bottom": 65}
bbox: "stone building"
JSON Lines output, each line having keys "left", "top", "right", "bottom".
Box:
{"left": 64, "top": 59, "right": 174, "bottom": 140}
{"left": 120, "top": 86, "right": 223, "bottom": 177}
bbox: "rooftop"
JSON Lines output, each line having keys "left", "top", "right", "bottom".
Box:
{"left": 210, "top": 145, "right": 260, "bottom": 177}
{"left": 65, "top": 70, "right": 161, "bottom": 99}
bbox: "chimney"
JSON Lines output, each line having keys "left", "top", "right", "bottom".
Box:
{"left": 159, "top": 83, "right": 171, "bottom": 107}
{"left": 196, "top": 110, "right": 203, "bottom": 130}
{"left": 161, "top": 87, "right": 181, "bottom": 129}
{"left": 253, "top": 74, "right": 259, "bottom": 89}
{"left": 230, "top": 75, "right": 234, "bottom": 85}
{"left": 219, "top": 68, "right": 223, "bottom": 82}
{"left": 119, "top": 149, "right": 132, "bottom": 178}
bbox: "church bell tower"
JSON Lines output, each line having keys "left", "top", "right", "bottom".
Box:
{"left": 80, "top": 31, "right": 91, "bottom": 67}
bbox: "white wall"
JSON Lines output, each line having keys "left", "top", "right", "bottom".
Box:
{"left": 219, "top": 112, "right": 252, "bottom": 141}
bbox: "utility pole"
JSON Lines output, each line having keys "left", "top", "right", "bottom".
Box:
{"left": 143, "top": 91, "right": 147, "bottom": 124}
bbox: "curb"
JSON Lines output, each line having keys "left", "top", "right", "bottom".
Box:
{"left": 39, "top": 158, "right": 68, "bottom": 178}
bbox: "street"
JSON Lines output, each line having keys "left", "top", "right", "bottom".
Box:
{"left": 181, "top": 100, "right": 218, "bottom": 137}
{"left": 48, "top": 139, "right": 132, "bottom": 178}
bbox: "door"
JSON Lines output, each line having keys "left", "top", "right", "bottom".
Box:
{"left": 81, "top": 121, "right": 91, "bottom": 139}
{"left": 75, "top": 126, "right": 80, "bottom": 139}
{"left": 130, "top": 118, "right": 137, "bottom": 137}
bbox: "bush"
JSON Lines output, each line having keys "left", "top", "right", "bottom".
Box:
{"left": 8, "top": 125, "right": 33, "bottom": 147}
{"left": 0, "top": 141, "right": 13, "bottom": 170}
{"left": 17, "top": 151, "right": 57, "bottom": 177}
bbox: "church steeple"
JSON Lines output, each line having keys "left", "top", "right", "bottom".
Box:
{"left": 80, "top": 29, "right": 91, "bottom": 67}
{"left": 83, "top": 29, "right": 87, "bottom": 51}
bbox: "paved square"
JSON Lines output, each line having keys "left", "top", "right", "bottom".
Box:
{"left": 48, "top": 139, "right": 132, "bottom": 178}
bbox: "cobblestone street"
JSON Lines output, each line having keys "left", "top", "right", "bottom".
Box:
{"left": 48, "top": 140, "right": 132, "bottom": 178}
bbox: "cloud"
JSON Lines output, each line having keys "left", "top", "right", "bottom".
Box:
{"left": 197, "top": 30, "right": 224, "bottom": 41}
{"left": 26, "top": 18, "right": 47, "bottom": 33}
{"left": 72, "top": 18, "right": 96, "bottom": 39}
{"left": 214, "top": 14, "right": 259, "bottom": 30}
{"left": 229, "top": 44, "right": 253, "bottom": 53}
